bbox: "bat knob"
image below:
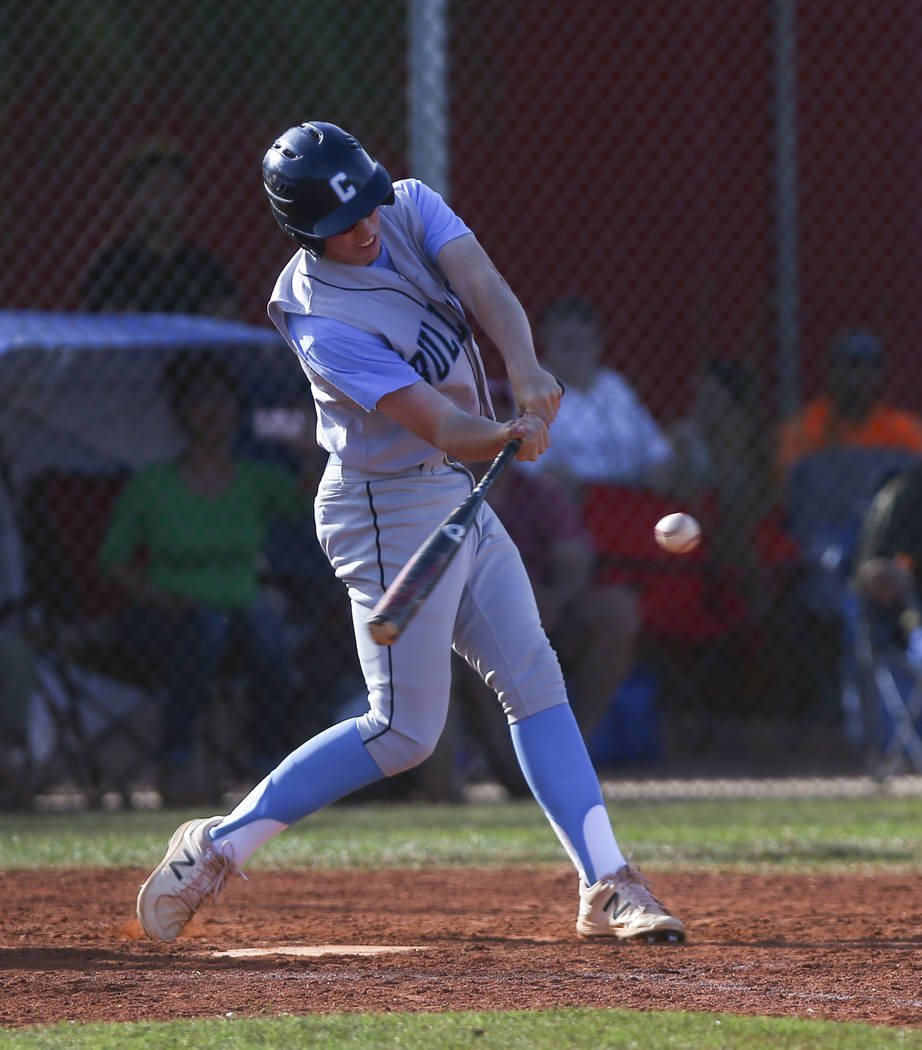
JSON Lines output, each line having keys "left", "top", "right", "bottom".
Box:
{"left": 368, "top": 614, "right": 399, "bottom": 646}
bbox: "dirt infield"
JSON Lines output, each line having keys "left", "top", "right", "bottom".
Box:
{"left": 1, "top": 867, "right": 921, "bottom": 1029}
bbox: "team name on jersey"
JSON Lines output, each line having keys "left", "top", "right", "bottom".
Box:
{"left": 407, "top": 304, "right": 471, "bottom": 384}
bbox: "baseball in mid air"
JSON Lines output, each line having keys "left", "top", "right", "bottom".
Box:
{"left": 654, "top": 512, "right": 701, "bottom": 554}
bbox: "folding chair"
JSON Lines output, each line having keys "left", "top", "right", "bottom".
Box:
{"left": 20, "top": 469, "right": 164, "bottom": 803}
{"left": 783, "top": 447, "right": 922, "bottom": 735}
{"left": 848, "top": 593, "right": 922, "bottom": 778}
{"left": 21, "top": 469, "right": 293, "bottom": 805}
{"left": 784, "top": 447, "right": 922, "bottom": 618}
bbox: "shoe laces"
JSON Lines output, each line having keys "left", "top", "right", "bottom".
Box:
{"left": 610, "top": 862, "right": 669, "bottom": 915}
{"left": 175, "top": 839, "right": 246, "bottom": 913}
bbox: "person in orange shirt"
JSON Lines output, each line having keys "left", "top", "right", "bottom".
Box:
{"left": 776, "top": 331, "right": 922, "bottom": 478}
{"left": 774, "top": 330, "right": 922, "bottom": 727}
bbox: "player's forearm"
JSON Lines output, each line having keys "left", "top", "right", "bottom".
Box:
{"left": 379, "top": 381, "right": 507, "bottom": 460}
{"left": 439, "top": 236, "right": 561, "bottom": 422}
{"left": 433, "top": 408, "right": 552, "bottom": 464}
{"left": 429, "top": 410, "right": 512, "bottom": 463}
{"left": 378, "top": 378, "right": 548, "bottom": 462}
{"left": 439, "top": 235, "right": 540, "bottom": 379}
{"left": 469, "top": 278, "right": 565, "bottom": 426}
{"left": 464, "top": 267, "right": 539, "bottom": 381}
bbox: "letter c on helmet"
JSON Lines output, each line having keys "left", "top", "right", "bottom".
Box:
{"left": 330, "top": 172, "right": 357, "bottom": 203}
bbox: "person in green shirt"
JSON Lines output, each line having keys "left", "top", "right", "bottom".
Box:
{"left": 99, "top": 349, "right": 308, "bottom": 803}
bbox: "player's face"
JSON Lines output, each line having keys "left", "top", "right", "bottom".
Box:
{"left": 324, "top": 208, "right": 382, "bottom": 265}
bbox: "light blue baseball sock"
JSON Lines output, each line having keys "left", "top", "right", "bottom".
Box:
{"left": 510, "top": 703, "right": 626, "bottom": 886}
{"left": 208, "top": 719, "right": 384, "bottom": 861}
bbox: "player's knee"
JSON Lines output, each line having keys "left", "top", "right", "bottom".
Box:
{"left": 361, "top": 724, "right": 441, "bottom": 777}
{"left": 394, "top": 737, "right": 438, "bottom": 774}
{"left": 492, "top": 642, "right": 567, "bottom": 723}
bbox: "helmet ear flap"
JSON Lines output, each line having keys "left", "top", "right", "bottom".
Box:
{"left": 298, "top": 233, "right": 325, "bottom": 258}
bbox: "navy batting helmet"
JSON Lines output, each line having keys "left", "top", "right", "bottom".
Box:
{"left": 262, "top": 122, "right": 394, "bottom": 251}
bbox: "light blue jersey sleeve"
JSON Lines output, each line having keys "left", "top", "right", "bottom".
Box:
{"left": 402, "top": 178, "right": 472, "bottom": 259}
{"left": 287, "top": 178, "right": 472, "bottom": 412}
{"left": 289, "top": 319, "right": 417, "bottom": 412}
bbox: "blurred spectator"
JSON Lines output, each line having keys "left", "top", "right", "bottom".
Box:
{"left": 523, "top": 296, "right": 672, "bottom": 494}
{"left": 853, "top": 462, "right": 922, "bottom": 660}
{"left": 659, "top": 356, "right": 774, "bottom": 613}
{"left": 847, "top": 463, "right": 922, "bottom": 759}
{"left": 774, "top": 331, "right": 922, "bottom": 724}
{"left": 776, "top": 331, "right": 922, "bottom": 480}
{"left": 81, "top": 141, "right": 240, "bottom": 318}
{"left": 580, "top": 356, "right": 773, "bottom": 735}
{"left": 438, "top": 381, "right": 641, "bottom": 798}
{"left": 97, "top": 349, "right": 309, "bottom": 803}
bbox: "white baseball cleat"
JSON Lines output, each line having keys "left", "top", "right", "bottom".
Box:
{"left": 137, "top": 816, "right": 244, "bottom": 940}
{"left": 576, "top": 863, "right": 686, "bottom": 943}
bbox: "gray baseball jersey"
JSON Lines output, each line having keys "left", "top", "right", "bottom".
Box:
{"left": 268, "top": 180, "right": 566, "bottom": 775}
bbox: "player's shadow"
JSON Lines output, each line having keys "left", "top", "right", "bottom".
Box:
{"left": 0, "top": 946, "right": 180, "bottom": 972}
{"left": 707, "top": 935, "right": 922, "bottom": 949}
{"left": 0, "top": 944, "right": 435, "bottom": 973}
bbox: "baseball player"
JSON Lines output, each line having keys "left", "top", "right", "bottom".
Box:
{"left": 136, "top": 121, "right": 685, "bottom": 945}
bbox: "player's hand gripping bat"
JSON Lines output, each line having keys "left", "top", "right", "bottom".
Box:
{"left": 368, "top": 440, "right": 521, "bottom": 645}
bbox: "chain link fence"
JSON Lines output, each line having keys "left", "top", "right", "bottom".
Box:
{"left": 2, "top": 1, "right": 922, "bottom": 807}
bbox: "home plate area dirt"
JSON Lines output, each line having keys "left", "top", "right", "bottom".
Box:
{"left": 1, "top": 868, "right": 921, "bottom": 1028}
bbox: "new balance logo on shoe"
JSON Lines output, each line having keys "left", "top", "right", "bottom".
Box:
{"left": 601, "top": 890, "right": 632, "bottom": 921}
{"left": 169, "top": 848, "right": 197, "bottom": 881}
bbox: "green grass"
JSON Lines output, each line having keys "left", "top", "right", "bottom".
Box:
{"left": 2, "top": 1009, "right": 921, "bottom": 1049}
{"left": 0, "top": 795, "right": 920, "bottom": 871}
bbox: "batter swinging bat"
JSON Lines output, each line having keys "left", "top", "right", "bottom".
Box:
{"left": 368, "top": 439, "right": 522, "bottom": 645}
